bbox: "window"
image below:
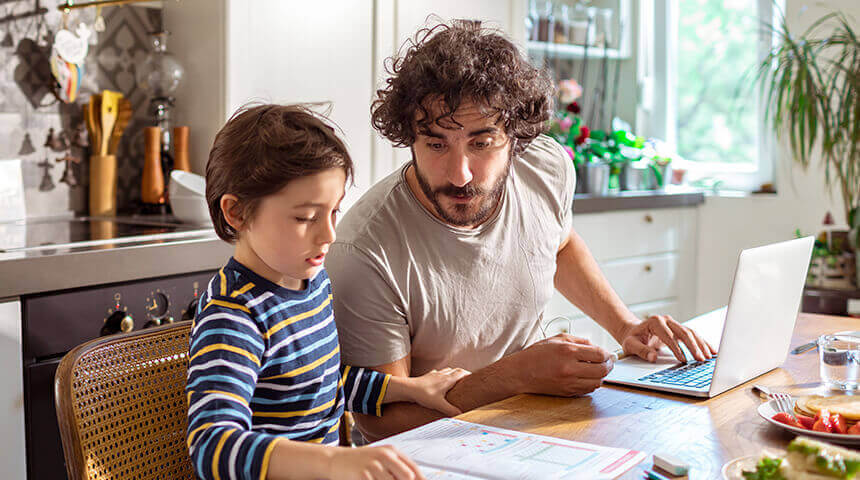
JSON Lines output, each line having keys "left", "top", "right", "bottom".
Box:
{"left": 641, "top": 0, "right": 779, "bottom": 191}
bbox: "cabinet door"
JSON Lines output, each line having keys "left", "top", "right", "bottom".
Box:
{"left": 225, "top": 0, "right": 376, "bottom": 209}
{"left": 0, "top": 299, "right": 24, "bottom": 480}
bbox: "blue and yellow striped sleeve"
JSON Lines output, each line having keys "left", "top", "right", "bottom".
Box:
{"left": 339, "top": 365, "right": 391, "bottom": 416}
{"left": 186, "top": 296, "right": 279, "bottom": 480}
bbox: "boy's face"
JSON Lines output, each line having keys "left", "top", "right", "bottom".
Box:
{"left": 409, "top": 100, "right": 512, "bottom": 228}
{"left": 239, "top": 168, "right": 345, "bottom": 290}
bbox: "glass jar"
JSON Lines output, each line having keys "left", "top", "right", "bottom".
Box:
{"left": 569, "top": 3, "right": 590, "bottom": 45}
{"left": 135, "top": 31, "right": 184, "bottom": 101}
{"left": 553, "top": 4, "right": 569, "bottom": 44}
{"left": 595, "top": 8, "right": 614, "bottom": 48}
{"left": 536, "top": 0, "right": 554, "bottom": 43}
{"left": 526, "top": 0, "right": 539, "bottom": 41}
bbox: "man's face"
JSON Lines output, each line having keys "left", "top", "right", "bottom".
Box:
{"left": 410, "top": 101, "right": 513, "bottom": 228}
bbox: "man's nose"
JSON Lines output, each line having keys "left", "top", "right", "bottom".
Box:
{"left": 445, "top": 149, "right": 473, "bottom": 187}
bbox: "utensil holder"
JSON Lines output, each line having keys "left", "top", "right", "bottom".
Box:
{"left": 89, "top": 154, "right": 117, "bottom": 216}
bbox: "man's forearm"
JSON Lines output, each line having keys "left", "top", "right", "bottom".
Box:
{"left": 353, "top": 403, "right": 444, "bottom": 442}
{"left": 354, "top": 356, "right": 524, "bottom": 441}
{"left": 554, "top": 229, "right": 638, "bottom": 342}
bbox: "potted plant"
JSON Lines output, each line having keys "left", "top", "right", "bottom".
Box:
{"left": 752, "top": 10, "right": 859, "bottom": 227}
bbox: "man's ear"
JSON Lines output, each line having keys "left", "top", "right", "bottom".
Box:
{"left": 220, "top": 194, "right": 245, "bottom": 233}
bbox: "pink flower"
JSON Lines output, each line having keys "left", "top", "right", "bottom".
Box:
{"left": 559, "top": 79, "right": 583, "bottom": 104}
{"left": 559, "top": 116, "right": 573, "bottom": 133}
{"left": 563, "top": 145, "right": 575, "bottom": 160}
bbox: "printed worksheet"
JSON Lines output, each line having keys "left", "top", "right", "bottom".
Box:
{"left": 373, "top": 418, "right": 646, "bottom": 479}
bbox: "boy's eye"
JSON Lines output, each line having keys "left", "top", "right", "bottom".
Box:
{"left": 427, "top": 142, "right": 446, "bottom": 152}
{"left": 295, "top": 216, "right": 315, "bottom": 222}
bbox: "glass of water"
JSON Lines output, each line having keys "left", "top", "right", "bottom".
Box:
{"left": 819, "top": 331, "right": 860, "bottom": 391}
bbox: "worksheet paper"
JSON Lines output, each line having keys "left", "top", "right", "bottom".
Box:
{"left": 373, "top": 418, "right": 646, "bottom": 479}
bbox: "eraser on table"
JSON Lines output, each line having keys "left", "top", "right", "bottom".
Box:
{"left": 653, "top": 453, "right": 689, "bottom": 475}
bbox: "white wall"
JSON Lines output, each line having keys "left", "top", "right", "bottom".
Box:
{"left": 694, "top": 0, "right": 858, "bottom": 313}
{"left": 164, "top": 0, "right": 227, "bottom": 176}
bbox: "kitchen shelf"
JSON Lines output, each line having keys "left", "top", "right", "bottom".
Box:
{"left": 527, "top": 41, "right": 630, "bottom": 60}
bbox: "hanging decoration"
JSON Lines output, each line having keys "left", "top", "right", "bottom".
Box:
{"left": 49, "top": 22, "right": 91, "bottom": 103}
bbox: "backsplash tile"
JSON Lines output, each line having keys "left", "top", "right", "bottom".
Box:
{"left": 0, "top": 1, "right": 161, "bottom": 218}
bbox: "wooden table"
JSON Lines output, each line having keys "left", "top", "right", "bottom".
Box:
{"left": 457, "top": 313, "right": 860, "bottom": 479}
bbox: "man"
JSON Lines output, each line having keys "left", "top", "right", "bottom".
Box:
{"left": 326, "top": 21, "right": 715, "bottom": 442}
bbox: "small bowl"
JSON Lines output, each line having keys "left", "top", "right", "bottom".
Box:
{"left": 170, "top": 195, "right": 211, "bottom": 225}
{"left": 169, "top": 170, "right": 205, "bottom": 198}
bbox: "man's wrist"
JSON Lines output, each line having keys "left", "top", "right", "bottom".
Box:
{"left": 611, "top": 311, "right": 640, "bottom": 344}
{"left": 490, "top": 352, "right": 527, "bottom": 396}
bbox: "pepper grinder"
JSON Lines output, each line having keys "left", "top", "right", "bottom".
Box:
{"left": 141, "top": 126, "right": 166, "bottom": 213}
{"left": 173, "top": 126, "right": 191, "bottom": 172}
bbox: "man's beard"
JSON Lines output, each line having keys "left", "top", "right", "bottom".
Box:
{"left": 412, "top": 155, "right": 511, "bottom": 227}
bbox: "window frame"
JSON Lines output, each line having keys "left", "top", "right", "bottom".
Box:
{"left": 640, "top": 0, "right": 781, "bottom": 192}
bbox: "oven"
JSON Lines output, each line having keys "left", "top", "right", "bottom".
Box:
{"left": 21, "top": 269, "right": 216, "bottom": 479}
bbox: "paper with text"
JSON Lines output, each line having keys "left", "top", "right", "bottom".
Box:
{"left": 373, "top": 418, "right": 646, "bottom": 479}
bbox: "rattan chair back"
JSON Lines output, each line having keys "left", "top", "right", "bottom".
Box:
{"left": 55, "top": 321, "right": 195, "bottom": 479}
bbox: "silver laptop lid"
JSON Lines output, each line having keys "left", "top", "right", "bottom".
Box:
{"left": 708, "top": 236, "right": 814, "bottom": 396}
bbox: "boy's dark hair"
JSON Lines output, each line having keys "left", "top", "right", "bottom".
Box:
{"left": 371, "top": 20, "right": 554, "bottom": 156}
{"left": 206, "top": 103, "right": 353, "bottom": 243}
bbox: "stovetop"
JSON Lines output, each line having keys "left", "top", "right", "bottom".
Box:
{"left": 0, "top": 216, "right": 213, "bottom": 253}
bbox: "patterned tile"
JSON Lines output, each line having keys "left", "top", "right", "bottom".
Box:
{"left": 0, "top": 1, "right": 162, "bottom": 217}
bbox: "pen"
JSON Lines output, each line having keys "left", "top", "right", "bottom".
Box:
{"left": 790, "top": 340, "right": 817, "bottom": 354}
{"left": 644, "top": 470, "right": 672, "bottom": 480}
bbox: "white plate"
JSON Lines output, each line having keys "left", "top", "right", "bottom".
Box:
{"left": 757, "top": 399, "right": 860, "bottom": 444}
{"left": 721, "top": 455, "right": 767, "bottom": 480}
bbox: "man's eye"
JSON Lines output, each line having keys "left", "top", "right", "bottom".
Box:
{"left": 473, "top": 137, "right": 495, "bottom": 149}
{"left": 428, "top": 142, "right": 446, "bottom": 152}
{"left": 295, "top": 217, "right": 315, "bottom": 222}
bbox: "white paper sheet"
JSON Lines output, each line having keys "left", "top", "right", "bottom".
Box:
{"left": 373, "top": 418, "right": 647, "bottom": 479}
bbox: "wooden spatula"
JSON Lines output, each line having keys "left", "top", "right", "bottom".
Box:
{"left": 88, "top": 94, "right": 101, "bottom": 154}
{"left": 99, "top": 90, "right": 121, "bottom": 156}
{"left": 108, "top": 98, "right": 133, "bottom": 155}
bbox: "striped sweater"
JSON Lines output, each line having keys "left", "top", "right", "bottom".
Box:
{"left": 186, "top": 258, "right": 391, "bottom": 480}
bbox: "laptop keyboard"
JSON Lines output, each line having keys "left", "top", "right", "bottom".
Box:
{"left": 638, "top": 357, "right": 717, "bottom": 389}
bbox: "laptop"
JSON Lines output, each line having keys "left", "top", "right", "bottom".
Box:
{"left": 604, "top": 236, "right": 815, "bottom": 398}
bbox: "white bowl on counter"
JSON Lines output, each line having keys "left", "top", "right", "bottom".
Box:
{"left": 169, "top": 170, "right": 206, "bottom": 198}
{"left": 171, "top": 194, "right": 212, "bottom": 225}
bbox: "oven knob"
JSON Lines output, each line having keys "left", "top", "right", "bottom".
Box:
{"left": 182, "top": 299, "right": 200, "bottom": 320}
{"left": 101, "top": 311, "right": 134, "bottom": 336}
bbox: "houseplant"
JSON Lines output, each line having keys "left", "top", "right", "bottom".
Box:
{"left": 752, "top": 10, "right": 859, "bottom": 226}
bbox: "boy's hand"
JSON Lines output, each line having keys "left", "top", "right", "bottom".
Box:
{"left": 329, "top": 445, "right": 425, "bottom": 480}
{"left": 406, "top": 367, "right": 470, "bottom": 416}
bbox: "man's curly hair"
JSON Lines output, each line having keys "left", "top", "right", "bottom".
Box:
{"left": 371, "top": 20, "right": 554, "bottom": 156}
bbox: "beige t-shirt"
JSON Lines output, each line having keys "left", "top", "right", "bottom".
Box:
{"left": 326, "top": 135, "right": 575, "bottom": 375}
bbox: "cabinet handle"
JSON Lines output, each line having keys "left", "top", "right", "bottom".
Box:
{"left": 644, "top": 214, "right": 653, "bottom": 223}
{"left": 644, "top": 264, "right": 652, "bottom": 272}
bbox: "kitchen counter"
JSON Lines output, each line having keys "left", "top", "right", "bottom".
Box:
{"left": 0, "top": 226, "right": 232, "bottom": 298}
{"left": 573, "top": 186, "right": 705, "bottom": 214}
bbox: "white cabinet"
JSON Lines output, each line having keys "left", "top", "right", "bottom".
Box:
{"left": 543, "top": 207, "right": 698, "bottom": 351}
{"left": 0, "top": 298, "right": 24, "bottom": 480}
{"left": 166, "top": 0, "right": 376, "bottom": 209}
{"left": 166, "top": 0, "right": 517, "bottom": 209}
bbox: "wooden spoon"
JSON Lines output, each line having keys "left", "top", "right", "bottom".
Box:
{"left": 88, "top": 94, "right": 102, "bottom": 155}
{"left": 99, "top": 90, "right": 121, "bottom": 156}
{"left": 108, "top": 98, "right": 132, "bottom": 155}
